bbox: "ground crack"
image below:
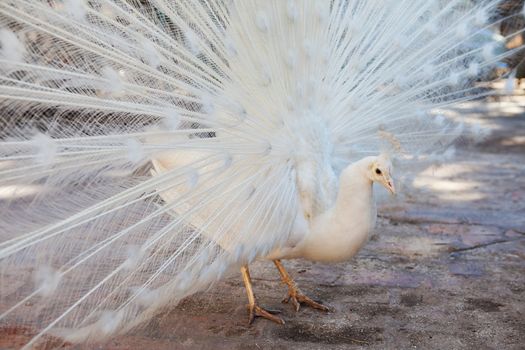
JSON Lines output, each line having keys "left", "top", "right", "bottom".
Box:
{"left": 449, "top": 237, "right": 524, "bottom": 253}
{"left": 381, "top": 214, "right": 524, "bottom": 234}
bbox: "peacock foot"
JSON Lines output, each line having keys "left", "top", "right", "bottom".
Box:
{"left": 273, "top": 259, "right": 330, "bottom": 313}
{"left": 247, "top": 303, "right": 285, "bottom": 325}
{"left": 241, "top": 264, "right": 285, "bottom": 325}
{"left": 282, "top": 286, "right": 330, "bottom": 312}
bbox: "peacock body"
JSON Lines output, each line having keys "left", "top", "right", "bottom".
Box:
{"left": 0, "top": 0, "right": 522, "bottom": 347}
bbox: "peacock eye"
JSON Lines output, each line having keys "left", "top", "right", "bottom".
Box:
{"left": 375, "top": 168, "right": 382, "bottom": 175}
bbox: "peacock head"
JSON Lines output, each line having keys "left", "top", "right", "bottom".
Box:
{"left": 369, "top": 154, "right": 395, "bottom": 195}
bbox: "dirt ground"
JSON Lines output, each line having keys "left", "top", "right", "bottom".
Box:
{"left": 2, "top": 91, "right": 524, "bottom": 349}
{"left": 91, "top": 93, "right": 523, "bottom": 349}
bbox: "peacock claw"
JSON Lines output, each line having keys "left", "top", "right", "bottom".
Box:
{"left": 282, "top": 287, "right": 330, "bottom": 312}
{"left": 248, "top": 304, "right": 285, "bottom": 325}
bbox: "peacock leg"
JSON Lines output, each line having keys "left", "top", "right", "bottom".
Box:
{"left": 273, "top": 260, "right": 330, "bottom": 312}
{"left": 241, "top": 265, "right": 285, "bottom": 325}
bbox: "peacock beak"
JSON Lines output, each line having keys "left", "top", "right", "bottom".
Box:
{"left": 383, "top": 177, "right": 396, "bottom": 195}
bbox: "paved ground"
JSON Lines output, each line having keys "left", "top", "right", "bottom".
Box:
{"left": 2, "top": 92, "right": 524, "bottom": 349}
{"left": 99, "top": 93, "right": 524, "bottom": 349}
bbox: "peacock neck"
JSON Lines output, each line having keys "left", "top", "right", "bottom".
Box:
{"left": 333, "top": 157, "right": 375, "bottom": 217}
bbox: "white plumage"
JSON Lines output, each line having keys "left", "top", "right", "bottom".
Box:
{"left": 0, "top": 0, "right": 522, "bottom": 347}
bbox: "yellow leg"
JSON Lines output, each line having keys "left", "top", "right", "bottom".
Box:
{"left": 241, "top": 265, "right": 285, "bottom": 325}
{"left": 273, "top": 260, "right": 330, "bottom": 312}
